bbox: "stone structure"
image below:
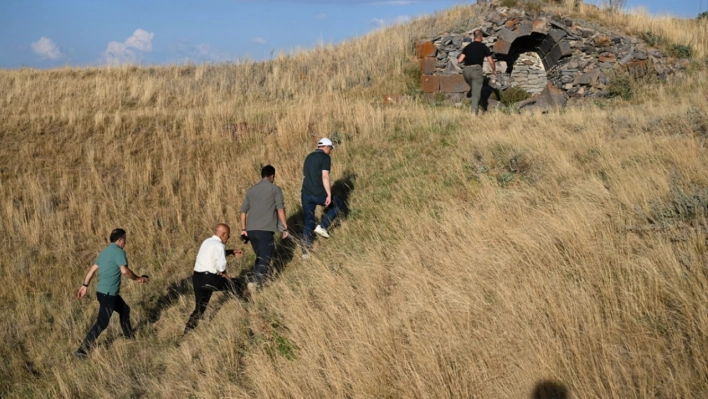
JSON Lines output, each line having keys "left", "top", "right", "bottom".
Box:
{"left": 510, "top": 52, "right": 547, "bottom": 95}
{"left": 416, "top": 2, "right": 688, "bottom": 109}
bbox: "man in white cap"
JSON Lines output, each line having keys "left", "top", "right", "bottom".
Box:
{"left": 300, "top": 138, "right": 345, "bottom": 257}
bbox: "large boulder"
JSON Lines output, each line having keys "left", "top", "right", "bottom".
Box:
{"left": 515, "top": 83, "right": 568, "bottom": 113}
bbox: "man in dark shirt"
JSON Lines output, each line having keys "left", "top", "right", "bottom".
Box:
{"left": 301, "top": 138, "right": 345, "bottom": 257}
{"left": 457, "top": 29, "right": 497, "bottom": 115}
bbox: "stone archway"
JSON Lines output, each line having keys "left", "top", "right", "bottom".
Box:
{"left": 493, "top": 24, "right": 572, "bottom": 71}
{"left": 500, "top": 31, "right": 564, "bottom": 95}
{"left": 507, "top": 51, "right": 547, "bottom": 95}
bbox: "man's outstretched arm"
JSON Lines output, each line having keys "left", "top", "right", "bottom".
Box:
{"left": 322, "top": 170, "right": 331, "bottom": 206}
{"left": 120, "top": 265, "right": 148, "bottom": 284}
{"left": 77, "top": 264, "right": 99, "bottom": 298}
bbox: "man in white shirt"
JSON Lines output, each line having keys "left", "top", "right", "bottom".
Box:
{"left": 183, "top": 223, "right": 242, "bottom": 334}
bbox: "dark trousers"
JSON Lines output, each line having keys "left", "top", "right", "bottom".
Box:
{"left": 77, "top": 292, "right": 133, "bottom": 354}
{"left": 183, "top": 271, "right": 236, "bottom": 333}
{"left": 248, "top": 230, "right": 274, "bottom": 283}
{"left": 302, "top": 193, "right": 345, "bottom": 248}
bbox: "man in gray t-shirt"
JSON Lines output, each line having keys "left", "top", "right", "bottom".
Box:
{"left": 240, "top": 165, "right": 289, "bottom": 288}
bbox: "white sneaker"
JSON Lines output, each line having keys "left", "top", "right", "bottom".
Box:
{"left": 314, "top": 225, "right": 330, "bottom": 238}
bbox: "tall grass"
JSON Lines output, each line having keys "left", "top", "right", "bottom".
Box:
{"left": 1, "top": 2, "right": 707, "bottom": 398}
{"left": 551, "top": 1, "right": 708, "bottom": 58}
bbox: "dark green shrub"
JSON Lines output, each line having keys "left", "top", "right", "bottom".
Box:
{"left": 698, "top": 11, "right": 708, "bottom": 20}
{"left": 526, "top": 1, "right": 544, "bottom": 15}
{"left": 641, "top": 31, "right": 692, "bottom": 59}
{"left": 500, "top": 86, "right": 531, "bottom": 106}
{"left": 403, "top": 62, "right": 422, "bottom": 96}
{"left": 501, "top": 0, "right": 518, "bottom": 7}
{"left": 640, "top": 31, "right": 659, "bottom": 47}
{"left": 606, "top": 72, "right": 633, "bottom": 100}
{"left": 668, "top": 44, "right": 692, "bottom": 59}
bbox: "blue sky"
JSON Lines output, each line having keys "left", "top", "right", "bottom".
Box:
{"left": 0, "top": 0, "right": 702, "bottom": 69}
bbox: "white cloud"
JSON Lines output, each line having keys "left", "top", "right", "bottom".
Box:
{"left": 371, "top": 17, "right": 386, "bottom": 26}
{"left": 371, "top": 15, "right": 411, "bottom": 27}
{"left": 31, "top": 37, "right": 63, "bottom": 60}
{"left": 315, "top": 12, "right": 327, "bottom": 19}
{"left": 104, "top": 29, "right": 154, "bottom": 65}
{"left": 167, "top": 41, "right": 230, "bottom": 63}
{"left": 124, "top": 29, "right": 154, "bottom": 51}
{"left": 253, "top": 37, "right": 267, "bottom": 44}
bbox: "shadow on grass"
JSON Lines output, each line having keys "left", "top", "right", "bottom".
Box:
{"left": 131, "top": 171, "right": 356, "bottom": 333}
{"left": 271, "top": 171, "right": 356, "bottom": 275}
{"left": 132, "top": 255, "right": 251, "bottom": 337}
{"left": 532, "top": 380, "right": 569, "bottom": 399}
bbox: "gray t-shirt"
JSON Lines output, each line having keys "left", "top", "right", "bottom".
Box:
{"left": 240, "top": 178, "right": 285, "bottom": 232}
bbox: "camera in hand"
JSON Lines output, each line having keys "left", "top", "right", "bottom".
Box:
{"left": 240, "top": 233, "right": 249, "bottom": 244}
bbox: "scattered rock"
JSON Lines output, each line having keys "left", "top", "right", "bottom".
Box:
{"left": 516, "top": 83, "right": 568, "bottom": 113}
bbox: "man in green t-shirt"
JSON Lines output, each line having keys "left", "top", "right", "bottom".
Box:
{"left": 75, "top": 228, "right": 148, "bottom": 358}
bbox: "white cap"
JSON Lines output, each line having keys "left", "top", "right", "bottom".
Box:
{"left": 317, "top": 138, "right": 335, "bottom": 148}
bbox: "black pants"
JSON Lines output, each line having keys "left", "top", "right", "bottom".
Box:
{"left": 248, "top": 230, "right": 275, "bottom": 283}
{"left": 183, "top": 271, "right": 236, "bottom": 333}
{"left": 77, "top": 292, "right": 133, "bottom": 354}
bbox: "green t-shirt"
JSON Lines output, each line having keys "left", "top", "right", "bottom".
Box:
{"left": 95, "top": 243, "right": 128, "bottom": 295}
{"left": 301, "top": 150, "right": 331, "bottom": 196}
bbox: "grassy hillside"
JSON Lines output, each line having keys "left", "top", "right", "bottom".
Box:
{"left": 1, "top": 1, "right": 707, "bottom": 398}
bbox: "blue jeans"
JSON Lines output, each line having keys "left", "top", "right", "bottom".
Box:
{"left": 302, "top": 193, "right": 345, "bottom": 248}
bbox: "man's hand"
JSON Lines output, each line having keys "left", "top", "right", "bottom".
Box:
{"left": 282, "top": 230, "right": 289, "bottom": 239}
{"left": 325, "top": 195, "right": 331, "bottom": 207}
{"left": 220, "top": 273, "right": 232, "bottom": 281}
{"left": 138, "top": 275, "right": 149, "bottom": 284}
{"left": 234, "top": 249, "right": 244, "bottom": 258}
{"left": 77, "top": 286, "right": 88, "bottom": 299}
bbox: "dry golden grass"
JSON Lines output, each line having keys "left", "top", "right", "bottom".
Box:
{"left": 552, "top": 0, "right": 708, "bottom": 58}
{"left": 1, "top": 2, "right": 707, "bottom": 398}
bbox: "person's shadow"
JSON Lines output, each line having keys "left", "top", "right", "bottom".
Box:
{"left": 134, "top": 253, "right": 251, "bottom": 335}
{"left": 132, "top": 171, "right": 357, "bottom": 332}
{"left": 271, "top": 170, "right": 357, "bottom": 274}
{"left": 134, "top": 277, "right": 193, "bottom": 333}
{"left": 480, "top": 77, "right": 502, "bottom": 111}
{"left": 532, "top": 380, "right": 569, "bottom": 399}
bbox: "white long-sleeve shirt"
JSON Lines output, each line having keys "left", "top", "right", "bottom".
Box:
{"left": 193, "top": 235, "right": 227, "bottom": 274}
